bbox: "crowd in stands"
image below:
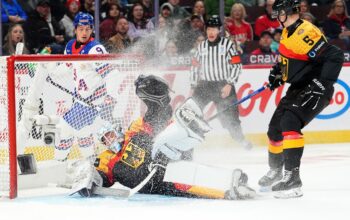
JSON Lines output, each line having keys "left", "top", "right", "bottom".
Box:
{"left": 2, "top": 0, "right": 350, "bottom": 64}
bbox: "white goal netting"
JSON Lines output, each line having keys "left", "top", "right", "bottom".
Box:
{"left": 0, "top": 55, "right": 143, "bottom": 198}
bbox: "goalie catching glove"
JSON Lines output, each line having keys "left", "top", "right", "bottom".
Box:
{"left": 152, "top": 98, "right": 211, "bottom": 161}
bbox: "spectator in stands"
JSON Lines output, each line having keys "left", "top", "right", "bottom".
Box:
{"left": 81, "top": 0, "right": 95, "bottom": 17}
{"left": 225, "top": 3, "right": 253, "bottom": 47}
{"left": 159, "top": 2, "right": 174, "bottom": 21}
{"left": 59, "top": 0, "right": 81, "bottom": 41}
{"left": 323, "top": 0, "right": 350, "bottom": 45}
{"left": 270, "top": 28, "right": 282, "bottom": 53}
{"left": 150, "top": 2, "right": 174, "bottom": 27}
{"left": 127, "top": 3, "right": 154, "bottom": 41}
{"left": 168, "top": 0, "right": 191, "bottom": 22}
{"left": 155, "top": 15, "right": 176, "bottom": 53}
{"left": 176, "top": 14, "right": 205, "bottom": 54}
{"left": 2, "top": 23, "right": 30, "bottom": 55}
{"left": 100, "top": 3, "right": 122, "bottom": 43}
{"left": 24, "top": 0, "right": 65, "bottom": 54}
{"left": 101, "top": 1, "right": 124, "bottom": 19}
{"left": 164, "top": 39, "right": 178, "bottom": 57}
{"left": 140, "top": 0, "right": 154, "bottom": 20}
{"left": 204, "top": 0, "right": 235, "bottom": 16}
{"left": 189, "top": 32, "right": 205, "bottom": 56}
{"left": 159, "top": 39, "right": 179, "bottom": 65}
{"left": 251, "top": 30, "right": 276, "bottom": 55}
{"left": 107, "top": 17, "right": 132, "bottom": 53}
{"left": 301, "top": 12, "right": 317, "bottom": 24}
{"left": 254, "top": 0, "right": 281, "bottom": 39}
{"left": 1, "top": 0, "right": 27, "bottom": 39}
{"left": 300, "top": 0, "right": 311, "bottom": 14}
{"left": 17, "top": 0, "right": 66, "bottom": 22}
{"left": 1, "top": 0, "right": 27, "bottom": 24}
{"left": 192, "top": 0, "right": 207, "bottom": 22}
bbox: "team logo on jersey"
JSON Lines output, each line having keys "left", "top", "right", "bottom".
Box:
{"left": 121, "top": 142, "right": 146, "bottom": 169}
{"left": 219, "top": 46, "right": 225, "bottom": 55}
{"left": 298, "top": 29, "right": 304, "bottom": 35}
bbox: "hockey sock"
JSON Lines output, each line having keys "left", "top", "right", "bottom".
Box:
{"left": 282, "top": 131, "right": 304, "bottom": 170}
{"left": 268, "top": 139, "right": 284, "bottom": 168}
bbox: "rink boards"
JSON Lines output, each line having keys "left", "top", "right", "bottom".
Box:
{"left": 148, "top": 64, "right": 350, "bottom": 145}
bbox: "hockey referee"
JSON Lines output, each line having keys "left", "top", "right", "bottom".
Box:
{"left": 190, "top": 15, "right": 252, "bottom": 149}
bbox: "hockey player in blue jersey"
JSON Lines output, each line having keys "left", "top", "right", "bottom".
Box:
{"left": 65, "top": 12, "right": 107, "bottom": 55}
{"left": 21, "top": 12, "right": 116, "bottom": 161}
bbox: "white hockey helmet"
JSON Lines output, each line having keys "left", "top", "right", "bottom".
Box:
{"left": 97, "top": 124, "right": 124, "bottom": 153}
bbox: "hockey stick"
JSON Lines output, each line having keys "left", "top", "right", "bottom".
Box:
{"left": 207, "top": 85, "right": 268, "bottom": 122}
{"left": 58, "top": 166, "right": 157, "bottom": 198}
{"left": 92, "top": 167, "right": 158, "bottom": 198}
{"left": 46, "top": 76, "right": 96, "bottom": 108}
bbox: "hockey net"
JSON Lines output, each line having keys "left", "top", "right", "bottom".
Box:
{"left": 0, "top": 54, "right": 144, "bottom": 199}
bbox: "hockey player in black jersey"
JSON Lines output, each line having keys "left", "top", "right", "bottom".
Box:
{"left": 258, "top": 0, "right": 344, "bottom": 198}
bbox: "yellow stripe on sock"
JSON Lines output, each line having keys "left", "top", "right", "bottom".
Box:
{"left": 283, "top": 138, "right": 305, "bottom": 149}
{"left": 268, "top": 144, "right": 283, "bottom": 154}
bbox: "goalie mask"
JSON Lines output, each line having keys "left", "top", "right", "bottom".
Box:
{"left": 272, "top": 0, "right": 300, "bottom": 24}
{"left": 135, "top": 75, "right": 171, "bottom": 108}
{"left": 98, "top": 125, "right": 124, "bottom": 153}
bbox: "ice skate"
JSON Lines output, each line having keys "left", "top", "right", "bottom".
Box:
{"left": 258, "top": 167, "right": 283, "bottom": 191}
{"left": 272, "top": 167, "right": 303, "bottom": 199}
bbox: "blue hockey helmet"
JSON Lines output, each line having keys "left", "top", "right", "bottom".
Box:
{"left": 74, "top": 12, "right": 94, "bottom": 28}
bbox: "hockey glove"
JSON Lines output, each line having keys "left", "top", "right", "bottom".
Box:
{"left": 268, "top": 64, "right": 284, "bottom": 91}
{"left": 300, "top": 78, "right": 333, "bottom": 110}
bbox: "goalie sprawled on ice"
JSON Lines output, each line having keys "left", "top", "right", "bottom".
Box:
{"left": 70, "top": 75, "right": 256, "bottom": 200}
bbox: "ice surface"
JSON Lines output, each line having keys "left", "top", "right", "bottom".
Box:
{"left": 1, "top": 143, "right": 350, "bottom": 220}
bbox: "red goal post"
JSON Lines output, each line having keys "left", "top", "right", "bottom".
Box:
{"left": 0, "top": 54, "right": 144, "bottom": 199}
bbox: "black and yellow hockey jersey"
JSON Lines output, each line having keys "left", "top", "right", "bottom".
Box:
{"left": 278, "top": 19, "right": 344, "bottom": 85}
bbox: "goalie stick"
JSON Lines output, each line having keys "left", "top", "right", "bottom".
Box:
{"left": 207, "top": 85, "right": 268, "bottom": 122}
{"left": 92, "top": 167, "right": 158, "bottom": 198}
{"left": 59, "top": 166, "right": 158, "bottom": 198}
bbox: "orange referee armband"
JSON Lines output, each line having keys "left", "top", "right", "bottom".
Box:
{"left": 231, "top": 55, "right": 241, "bottom": 64}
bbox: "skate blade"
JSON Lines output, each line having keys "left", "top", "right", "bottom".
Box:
{"left": 273, "top": 187, "right": 303, "bottom": 199}
{"left": 259, "top": 186, "right": 271, "bottom": 192}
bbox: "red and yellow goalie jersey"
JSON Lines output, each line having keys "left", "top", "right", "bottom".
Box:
{"left": 278, "top": 19, "right": 343, "bottom": 85}
{"left": 94, "top": 117, "right": 157, "bottom": 187}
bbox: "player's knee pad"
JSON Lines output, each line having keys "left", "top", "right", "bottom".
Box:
{"left": 280, "top": 111, "right": 302, "bottom": 133}
{"left": 267, "top": 126, "right": 283, "bottom": 142}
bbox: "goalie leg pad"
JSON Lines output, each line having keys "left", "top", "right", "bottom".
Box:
{"left": 69, "top": 159, "right": 103, "bottom": 197}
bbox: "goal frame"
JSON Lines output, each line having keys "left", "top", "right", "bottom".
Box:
{"left": 4, "top": 54, "right": 143, "bottom": 199}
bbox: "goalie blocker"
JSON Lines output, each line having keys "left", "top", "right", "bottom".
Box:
{"left": 69, "top": 75, "right": 256, "bottom": 200}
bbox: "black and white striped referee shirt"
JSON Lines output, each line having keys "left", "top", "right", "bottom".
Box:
{"left": 190, "top": 37, "right": 242, "bottom": 85}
